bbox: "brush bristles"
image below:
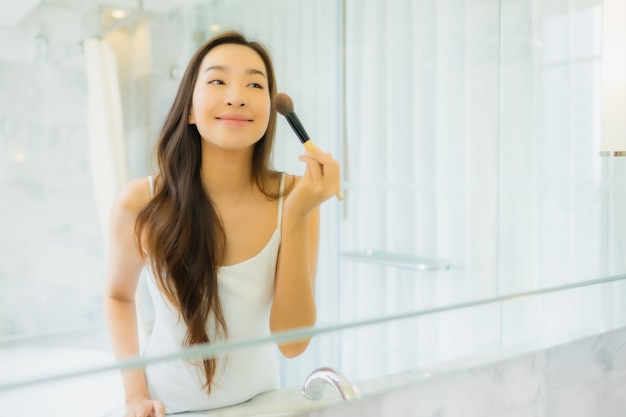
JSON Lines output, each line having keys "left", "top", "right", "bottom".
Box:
{"left": 274, "top": 93, "right": 294, "bottom": 116}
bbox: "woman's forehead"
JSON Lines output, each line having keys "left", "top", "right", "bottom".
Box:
{"left": 200, "top": 43, "right": 267, "bottom": 76}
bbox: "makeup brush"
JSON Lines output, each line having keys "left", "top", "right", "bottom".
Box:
{"left": 274, "top": 93, "right": 317, "bottom": 151}
{"left": 274, "top": 92, "right": 343, "bottom": 201}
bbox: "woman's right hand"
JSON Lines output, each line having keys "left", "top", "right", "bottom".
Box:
{"left": 124, "top": 397, "right": 166, "bottom": 417}
{"left": 286, "top": 148, "right": 342, "bottom": 217}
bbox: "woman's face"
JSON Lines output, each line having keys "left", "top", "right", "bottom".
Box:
{"left": 189, "top": 43, "right": 271, "bottom": 151}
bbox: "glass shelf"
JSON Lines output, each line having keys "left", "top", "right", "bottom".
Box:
{"left": 342, "top": 250, "right": 452, "bottom": 271}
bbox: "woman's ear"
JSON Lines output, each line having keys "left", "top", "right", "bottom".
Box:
{"left": 188, "top": 108, "right": 196, "bottom": 125}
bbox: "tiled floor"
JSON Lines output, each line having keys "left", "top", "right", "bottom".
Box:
{"left": 0, "top": 329, "right": 124, "bottom": 417}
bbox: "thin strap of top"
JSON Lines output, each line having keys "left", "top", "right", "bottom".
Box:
{"left": 148, "top": 175, "right": 155, "bottom": 199}
{"left": 277, "top": 173, "right": 285, "bottom": 226}
{"left": 148, "top": 173, "right": 285, "bottom": 224}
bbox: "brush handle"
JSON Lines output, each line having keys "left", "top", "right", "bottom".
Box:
{"left": 303, "top": 140, "right": 317, "bottom": 151}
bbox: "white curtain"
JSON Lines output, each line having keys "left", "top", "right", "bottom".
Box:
{"left": 84, "top": 38, "right": 156, "bottom": 347}
{"left": 84, "top": 38, "right": 128, "bottom": 246}
{"left": 84, "top": 37, "right": 159, "bottom": 351}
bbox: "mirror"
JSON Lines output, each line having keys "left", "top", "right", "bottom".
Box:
{"left": 1, "top": 0, "right": 625, "bottom": 415}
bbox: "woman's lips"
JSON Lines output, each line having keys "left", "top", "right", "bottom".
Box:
{"left": 216, "top": 114, "right": 252, "bottom": 126}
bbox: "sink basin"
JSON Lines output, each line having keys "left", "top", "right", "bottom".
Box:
{"left": 178, "top": 412, "right": 297, "bottom": 417}
{"left": 175, "top": 387, "right": 342, "bottom": 417}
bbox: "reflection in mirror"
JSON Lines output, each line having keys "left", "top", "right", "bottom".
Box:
{"left": 2, "top": 0, "right": 626, "bottom": 416}
{"left": 100, "top": 27, "right": 344, "bottom": 414}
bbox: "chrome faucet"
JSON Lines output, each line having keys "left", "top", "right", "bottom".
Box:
{"left": 302, "top": 367, "right": 363, "bottom": 401}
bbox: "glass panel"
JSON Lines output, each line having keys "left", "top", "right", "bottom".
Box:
{"left": 498, "top": 0, "right": 607, "bottom": 295}
{"left": 2, "top": 0, "right": 626, "bottom": 415}
{"left": 2, "top": 275, "right": 625, "bottom": 416}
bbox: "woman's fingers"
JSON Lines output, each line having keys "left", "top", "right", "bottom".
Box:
{"left": 298, "top": 149, "right": 341, "bottom": 201}
{"left": 153, "top": 401, "right": 166, "bottom": 417}
{"left": 299, "top": 155, "right": 323, "bottom": 184}
{"left": 300, "top": 153, "right": 336, "bottom": 185}
{"left": 301, "top": 150, "right": 339, "bottom": 178}
{"left": 124, "top": 399, "right": 166, "bottom": 417}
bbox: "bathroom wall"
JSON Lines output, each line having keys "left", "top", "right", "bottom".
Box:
{"left": 0, "top": 3, "right": 197, "bottom": 340}
{"left": 0, "top": 5, "right": 105, "bottom": 338}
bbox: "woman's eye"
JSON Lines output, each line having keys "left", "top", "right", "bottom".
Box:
{"left": 249, "top": 83, "right": 263, "bottom": 89}
{"left": 208, "top": 79, "right": 224, "bottom": 85}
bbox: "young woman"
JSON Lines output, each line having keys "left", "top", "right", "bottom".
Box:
{"left": 103, "top": 31, "right": 341, "bottom": 417}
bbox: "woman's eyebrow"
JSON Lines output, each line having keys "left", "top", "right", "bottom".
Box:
{"left": 204, "top": 65, "right": 266, "bottom": 78}
{"left": 247, "top": 68, "right": 267, "bottom": 79}
{"left": 205, "top": 65, "right": 226, "bottom": 73}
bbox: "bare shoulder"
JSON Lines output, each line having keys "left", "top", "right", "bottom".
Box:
{"left": 282, "top": 173, "right": 301, "bottom": 196}
{"left": 113, "top": 176, "right": 153, "bottom": 216}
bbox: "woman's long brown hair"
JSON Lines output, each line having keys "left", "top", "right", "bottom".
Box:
{"left": 134, "top": 31, "right": 279, "bottom": 394}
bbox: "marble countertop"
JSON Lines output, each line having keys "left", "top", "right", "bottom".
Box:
{"left": 171, "top": 386, "right": 343, "bottom": 417}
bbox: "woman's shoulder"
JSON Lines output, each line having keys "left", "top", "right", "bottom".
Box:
{"left": 281, "top": 172, "right": 300, "bottom": 195}
{"left": 113, "top": 175, "right": 154, "bottom": 215}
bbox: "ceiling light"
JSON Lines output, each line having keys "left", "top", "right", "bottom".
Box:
{"left": 111, "top": 9, "right": 127, "bottom": 19}
{"left": 12, "top": 151, "right": 27, "bottom": 164}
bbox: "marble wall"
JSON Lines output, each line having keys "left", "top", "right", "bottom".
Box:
{"left": 306, "top": 326, "right": 626, "bottom": 417}
{"left": 0, "top": 4, "right": 189, "bottom": 339}
{"left": 0, "top": 5, "right": 105, "bottom": 338}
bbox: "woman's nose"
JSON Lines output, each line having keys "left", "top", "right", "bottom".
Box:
{"left": 226, "top": 87, "right": 246, "bottom": 107}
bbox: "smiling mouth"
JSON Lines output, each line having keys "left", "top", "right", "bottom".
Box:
{"left": 216, "top": 116, "right": 253, "bottom": 127}
{"left": 216, "top": 115, "right": 252, "bottom": 122}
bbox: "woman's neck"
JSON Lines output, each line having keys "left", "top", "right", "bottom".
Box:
{"left": 200, "top": 143, "right": 255, "bottom": 200}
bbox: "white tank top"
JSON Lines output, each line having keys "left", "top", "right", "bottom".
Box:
{"left": 143, "top": 174, "right": 284, "bottom": 413}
